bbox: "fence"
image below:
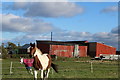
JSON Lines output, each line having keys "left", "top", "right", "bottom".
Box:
{"left": 1, "top": 60, "right": 119, "bottom": 78}
{"left": 7, "top": 61, "right": 94, "bottom": 74}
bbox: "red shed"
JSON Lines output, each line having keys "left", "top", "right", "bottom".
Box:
{"left": 36, "top": 40, "right": 88, "bottom": 57}
{"left": 87, "top": 42, "right": 116, "bottom": 57}
{"left": 50, "top": 45, "right": 74, "bottom": 57}
{"left": 79, "top": 46, "right": 87, "bottom": 57}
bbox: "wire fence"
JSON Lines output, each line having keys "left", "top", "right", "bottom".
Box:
{"left": 1, "top": 60, "right": 118, "bottom": 76}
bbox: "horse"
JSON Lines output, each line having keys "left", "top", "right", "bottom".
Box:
{"left": 29, "top": 43, "right": 58, "bottom": 80}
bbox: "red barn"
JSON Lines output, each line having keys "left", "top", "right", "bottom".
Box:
{"left": 50, "top": 45, "right": 74, "bottom": 57}
{"left": 79, "top": 46, "right": 87, "bottom": 57}
{"left": 87, "top": 42, "right": 116, "bottom": 57}
{"left": 36, "top": 40, "right": 88, "bottom": 57}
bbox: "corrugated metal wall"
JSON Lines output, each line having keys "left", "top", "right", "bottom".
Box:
{"left": 50, "top": 45, "right": 74, "bottom": 57}
{"left": 87, "top": 42, "right": 116, "bottom": 57}
{"left": 50, "top": 45, "right": 88, "bottom": 57}
{"left": 96, "top": 43, "right": 116, "bottom": 57}
{"left": 79, "top": 46, "right": 87, "bottom": 57}
{"left": 36, "top": 41, "right": 116, "bottom": 58}
{"left": 37, "top": 41, "right": 88, "bottom": 57}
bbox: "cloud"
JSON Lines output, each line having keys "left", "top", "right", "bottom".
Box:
{"left": 7, "top": 31, "right": 93, "bottom": 45}
{"left": 2, "top": 27, "right": 118, "bottom": 49}
{"left": 93, "top": 32, "right": 118, "bottom": 43}
{"left": 71, "top": 0, "right": 119, "bottom": 2}
{"left": 2, "top": 14, "right": 61, "bottom": 33}
{"left": 2, "top": 12, "right": 118, "bottom": 48}
{"left": 111, "top": 26, "right": 119, "bottom": 34}
{"left": 8, "top": 26, "right": 118, "bottom": 49}
{"left": 3, "top": 0, "right": 119, "bottom": 2}
{"left": 5, "top": 2, "right": 84, "bottom": 17}
{"left": 93, "top": 32, "right": 110, "bottom": 39}
{"left": 53, "top": 31, "right": 92, "bottom": 41}
{"left": 1, "top": 13, "right": 118, "bottom": 49}
{"left": 101, "top": 6, "right": 118, "bottom": 13}
{"left": 3, "top": 0, "right": 68, "bottom": 2}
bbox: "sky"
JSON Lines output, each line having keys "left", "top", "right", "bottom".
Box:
{"left": 1, "top": 0, "right": 119, "bottom": 50}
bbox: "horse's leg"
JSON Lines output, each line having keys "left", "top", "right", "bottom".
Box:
{"left": 42, "top": 70, "right": 47, "bottom": 80}
{"left": 46, "top": 68, "right": 50, "bottom": 78}
{"left": 34, "top": 70, "right": 38, "bottom": 80}
{"left": 41, "top": 70, "right": 44, "bottom": 80}
{"left": 44, "top": 70, "right": 47, "bottom": 79}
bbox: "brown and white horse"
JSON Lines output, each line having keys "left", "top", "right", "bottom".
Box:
{"left": 29, "top": 43, "right": 58, "bottom": 80}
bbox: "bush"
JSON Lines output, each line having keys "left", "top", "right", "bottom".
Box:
{"left": 2, "top": 53, "right": 9, "bottom": 59}
{"left": 2, "top": 47, "right": 9, "bottom": 59}
{"left": 10, "top": 54, "right": 30, "bottom": 58}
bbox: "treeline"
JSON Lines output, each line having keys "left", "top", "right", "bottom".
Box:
{"left": 1, "top": 42, "right": 29, "bottom": 59}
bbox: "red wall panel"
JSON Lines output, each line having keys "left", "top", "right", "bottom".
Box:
{"left": 50, "top": 45, "right": 74, "bottom": 57}
{"left": 37, "top": 41, "right": 116, "bottom": 58}
{"left": 79, "top": 46, "right": 87, "bottom": 57}
{"left": 50, "top": 45, "right": 87, "bottom": 57}
{"left": 96, "top": 43, "right": 116, "bottom": 57}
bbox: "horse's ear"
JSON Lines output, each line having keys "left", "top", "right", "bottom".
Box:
{"left": 33, "top": 43, "right": 35, "bottom": 45}
{"left": 30, "top": 43, "right": 32, "bottom": 46}
{"left": 33, "top": 43, "right": 35, "bottom": 47}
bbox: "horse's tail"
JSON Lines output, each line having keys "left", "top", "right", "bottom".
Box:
{"left": 51, "top": 63, "right": 58, "bottom": 73}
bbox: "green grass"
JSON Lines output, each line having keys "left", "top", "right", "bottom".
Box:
{"left": 1, "top": 57, "right": 119, "bottom": 79}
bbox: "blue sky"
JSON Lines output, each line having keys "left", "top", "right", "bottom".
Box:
{"left": 42, "top": 2, "right": 118, "bottom": 33}
{"left": 1, "top": 1, "right": 119, "bottom": 50}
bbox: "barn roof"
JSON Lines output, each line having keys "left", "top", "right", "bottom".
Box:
{"left": 36, "top": 40, "right": 88, "bottom": 46}
{"left": 21, "top": 44, "right": 30, "bottom": 49}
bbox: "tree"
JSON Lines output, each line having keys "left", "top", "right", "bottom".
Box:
{"left": 7, "top": 42, "right": 17, "bottom": 49}
{"left": 6, "top": 42, "right": 19, "bottom": 54}
{"left": 1, "top": 43, "right": 8, "bottom": 59}
{"left": 1, "top": 42, "right": 21, "bottom": 58}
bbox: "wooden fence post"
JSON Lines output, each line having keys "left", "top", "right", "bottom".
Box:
{"left": 91, "top": 62, "right": 93, "bottom": 73}
{"left": 10, "top": 61, "right": 13, "bottom": 75}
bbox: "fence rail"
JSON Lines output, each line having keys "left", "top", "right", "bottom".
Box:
{"left": 1, "top": 61, "right": 118, "bottom": 75}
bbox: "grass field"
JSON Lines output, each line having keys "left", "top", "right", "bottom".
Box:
{"left": 1, "top": 57, "right": 119, "bottom": 79}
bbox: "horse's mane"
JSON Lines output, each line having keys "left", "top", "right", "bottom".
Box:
{"left": 35, "top": 47, "right": 43, "bottom": 55}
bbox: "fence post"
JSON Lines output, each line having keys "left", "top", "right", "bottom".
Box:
{"left": 10, "top": 61, "right": 13, "bottom": 75}
{"left": 91, "top": 62, "right": 93, "bottom": 73}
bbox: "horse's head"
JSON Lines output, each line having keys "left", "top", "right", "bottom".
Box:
{"left": 29, "top": 43, "right": 36, "bottom": 58}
